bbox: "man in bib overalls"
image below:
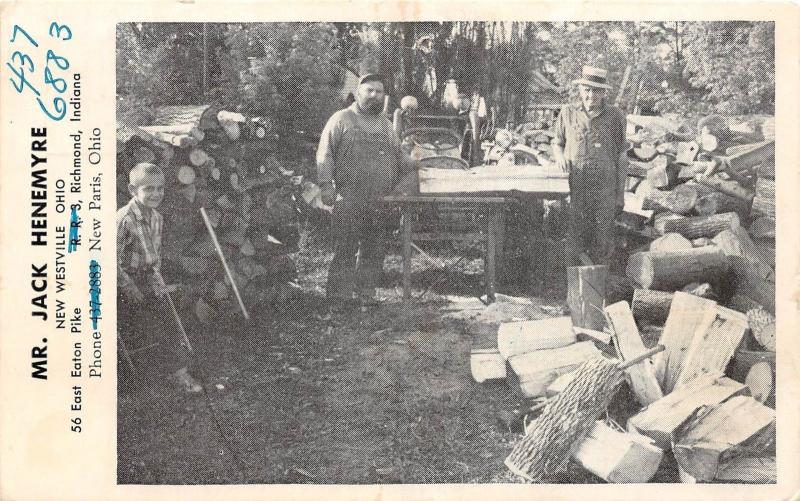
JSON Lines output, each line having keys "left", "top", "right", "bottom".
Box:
{"left": 317, "top": 73, "right": 416, "bottom": 312}
{"left": 552, "top": 66, "right": 628, "bottom": 267}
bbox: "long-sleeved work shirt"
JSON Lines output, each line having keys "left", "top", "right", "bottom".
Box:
{"left": 317, "top": 102, "right": 415, "bottom": 203}
{"left": 552, "top": 102, "right": 628, "bottom": 205}
{"left": 117, "top": 197, "right": 165, "bottom": 294}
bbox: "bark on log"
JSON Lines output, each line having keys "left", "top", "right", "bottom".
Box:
{"left": 673, "top": 396, "right": 775, "bottom": 482}
{"left": 505, "top": 357, "right": 624, "bottom": 481}
{"left": 694, "top": 192, "right": 750, "bottom": 218}
{"left": 725, "top": 139, "right": 775, "bottom": 174}
{"left": 751, "top": 178, "right": 775, "bottom": 218}
{"left": 649, "top": 233, "right": 692, "bottom": 252}
{"left": 497, "top": 316, "right": 576, "bottom": 360}
{"left": 643, "top": 185, "right": 698, "bottom": 215}
{"left": 712, "top": 226, "right": 775, "bottom": 313}
{"left": 567, "top": 265, "right": 608, "bottom": 331}
{"left": 572, "top": 421, "right": 664, "bottom": 483}
{"left": 696, "top": 174, "right": 755, "bottom": 202}
{"left": 652, "top": 212, "right": 686, "bottom": 235}
{"left": 605, "top": 301, "right": 663, "bottom": 406}
{"left": 746, "top": 308, "right": 776, "bottom": 352}
{"left": 658, "top": 212, "right": 740, "bottom": 239}
{"left": 626, "top": 248, "right": 730, "bottom": 291}
{"left": 627, "top": 373, "right": 746, "bottom": 450}
{"left": 632, "top": 289, "right": 674, "bottom": 325}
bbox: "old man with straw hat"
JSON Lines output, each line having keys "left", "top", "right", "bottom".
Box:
{"left": 551, "top": 65, "right": 628, "bottom": 267}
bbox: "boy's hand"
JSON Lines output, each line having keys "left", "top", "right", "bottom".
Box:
{"left": 125, "top": 285, "right": 144, "bottom": 304}
{"left": 320, "top": 182, "right": 336, "bottom": 206}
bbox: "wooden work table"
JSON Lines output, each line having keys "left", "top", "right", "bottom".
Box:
{"left": 384, "top": 194, "right": 518, "bottom": 303}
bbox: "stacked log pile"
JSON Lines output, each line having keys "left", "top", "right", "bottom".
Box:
{"left": 116, "top": 105, "right": 305, "bottom": 321}
{"left": 622, "top": 114, "right": 775, "bottom": 318}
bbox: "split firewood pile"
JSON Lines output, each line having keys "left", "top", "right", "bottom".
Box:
{"left": 117, "top": 105, "right": 305, "bottom": 321}
{"left": 471, "top": 113, "right": 776, "bottom": 483}
{"left": 482, "top": 125, "right": 556, "bottom": 167}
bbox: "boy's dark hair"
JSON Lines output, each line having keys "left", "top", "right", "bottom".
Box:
{"left": 129, "top": 162, "right": 164, "bottom": 187}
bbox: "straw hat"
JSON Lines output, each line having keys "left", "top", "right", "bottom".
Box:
{"left": 573, "top": 66, "right": 612, "bottom": 90}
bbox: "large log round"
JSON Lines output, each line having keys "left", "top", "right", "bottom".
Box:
{"left": 626, "top": 247, "right": 730, "bottom": 290}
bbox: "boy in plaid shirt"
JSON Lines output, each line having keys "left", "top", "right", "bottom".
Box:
{"left": 117, "top": 162, "right": 201, "bottom": 393}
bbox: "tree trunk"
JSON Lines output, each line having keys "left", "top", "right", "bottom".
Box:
{"left": 626, "top": 247, "right": 730, "bottom": 291}
{"left": 658, "top": 212, "right": 740, "bottom": 239}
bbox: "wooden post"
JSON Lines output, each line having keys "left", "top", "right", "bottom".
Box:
{"left": 567, "top": 265, "right": 608, "bottom": 331}
{"left": 486, "top": 206, "right": 500, "bottom": 302}
{"left": 605, "top": 301, "right": 663, "bottom": 406}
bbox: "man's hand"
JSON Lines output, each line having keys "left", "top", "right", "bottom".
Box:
{"left": 552, "top": 143, "right": 569, "bottom": 172}
{"left": 320, "top": 182, "right": 336, "bottom": 206}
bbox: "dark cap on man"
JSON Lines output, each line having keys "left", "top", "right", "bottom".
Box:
{"left": 358, "top": 73, "right": 383, "bottom": 86}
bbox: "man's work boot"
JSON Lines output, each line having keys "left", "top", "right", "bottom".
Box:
{"left": 173, "top": 367, "right": 202, "bottom": 394}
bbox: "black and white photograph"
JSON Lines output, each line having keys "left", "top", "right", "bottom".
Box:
{"left": 114, "top": 20, "right": 777, "bottom": 485}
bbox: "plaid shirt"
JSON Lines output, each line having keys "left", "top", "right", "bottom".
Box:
{"left": 117, "top": 197, "right": 164, "bottom": 294}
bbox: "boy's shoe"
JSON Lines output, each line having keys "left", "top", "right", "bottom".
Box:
{"left": 173, "top": 367, "right": 202, "bottom": 394}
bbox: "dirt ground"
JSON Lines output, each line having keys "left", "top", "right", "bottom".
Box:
{"left": 117, "top": 228, "right": 677, "bottom": 485}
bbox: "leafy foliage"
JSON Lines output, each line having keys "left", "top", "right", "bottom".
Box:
{"left": 116, "top": 21, "right": 774, "bottom": 136}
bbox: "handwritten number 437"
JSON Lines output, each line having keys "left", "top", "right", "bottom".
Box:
{"left": 7, "top": 23, "right": 72, "bottom": 121}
